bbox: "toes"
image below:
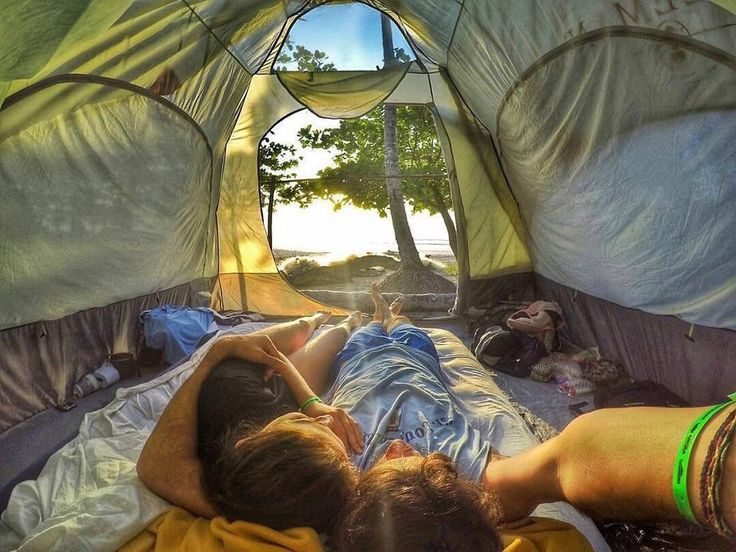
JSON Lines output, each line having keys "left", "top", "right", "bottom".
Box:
{"left": 389, "top": 296, "right": 405, "bottom": 315}
{"left": 370, "top": 284, "right": 390, "bottom": 321}
{"left": 348, "top": 311, "right": 362, "bottom": 328}
{"left": 369, "top": 283, "right": 382, "bottom": 303}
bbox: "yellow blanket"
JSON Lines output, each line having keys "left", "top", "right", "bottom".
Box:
{"left": 500, "top": 517, "right": 594, "bottom": 552}
{"left": 120, "top": 510, "right": 592, "bottom": 552}
{"left": 118, "top": 508, "right": 324, "bottom": 552}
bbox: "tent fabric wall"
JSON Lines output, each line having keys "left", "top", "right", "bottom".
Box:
{"left": 2, "top": 1, "right": 734, "bottom": 328}
{"left": 0, "top": 279, "right": 211, "bottom": 432}
{"left": 1, "top": 0, "right": 735, "bottom": 430}
{"left": 0, "top": 1, "right": 265, "bottom": 331}
{"left": 0, "top": 90, "right": 213, "bottom": 330}
{"left": 215, "top": 67, "right": 530, "bottom": 315}
{"left": 428, "top": 72, "right": 531, "bottom": 280}
{"left": 0, "top": 0, "right": 275, "bottom": 430}
{"left": 215, "top": 72, "right": 341, "bottom": 316}
{"left": 536, "top": 275, "right": 736, "bottom": 406}
{"left": 497, "top": 33, "right": 736, "bottom": 330}
{"left": 276, "top": 63, "right": 412, "bottom": 118}
{"left": 434, "top": 0, "right": 736, "bottom": 330}
{"left": 444, "top": 0, "right": 736, "bottom": 135}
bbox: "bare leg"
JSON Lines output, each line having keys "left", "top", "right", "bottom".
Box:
{"left": 385, "top": 295, "right": 408, "bottom": 332}
{"left": 370, "top": 283, "right": 391, "bottom": 324}
{"left": 386, "top": 314, "right": 412, "bottom": 334}
{"left": 370, "top": 285, "right": 410, "bottom": 333}
{"left": 252, "top": 312, "right": 331, "bottom": 356}
{"left": 287, "top": 312, "right": 363, "bottom": 395}
{"left": 370, "top": 283, "right": 409, "bottom": 331}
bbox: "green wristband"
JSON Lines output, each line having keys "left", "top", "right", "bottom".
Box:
{"left": 299, "top": 396, "right": 323, "bottom": 412}
{"left": 672, "top": 392, "right": 736, "bottom": 524}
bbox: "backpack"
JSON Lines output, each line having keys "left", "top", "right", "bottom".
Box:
{"left": 473, "top": 326, "right": 547, "bottom": 378}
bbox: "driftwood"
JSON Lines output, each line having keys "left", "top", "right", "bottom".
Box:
{"left": 300, "top": 290, "right": 456, "bottom": 313}
{"left": 286, "top": 255, "right": 401, "bottom": 287}
{"left": 344, "top": 255, "right": 400, "bottom": 272}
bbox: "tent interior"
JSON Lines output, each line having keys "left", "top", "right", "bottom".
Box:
{"left": 1, "top": 0, "right": 736, "bottom": 547}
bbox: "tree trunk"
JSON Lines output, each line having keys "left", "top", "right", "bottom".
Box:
{"left": 430, "top": 181, "right": 458, "bottom": 257}
{"left": 266, "top": 178, "right": 276, "bottom": 249}
{"left": 384, "top": 105, "right": 423, "bottom": 269}
{"left": 381, "top": 15, "right": 423, "bottom": 270}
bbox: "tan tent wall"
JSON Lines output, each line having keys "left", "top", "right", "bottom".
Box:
{"left": 215, "top": 71, "right": 348, "bottom": 316}
{"left": 214, "top": 66, "right": 531, "bottom": 316}
{"left": 428, "top": 73, "right": 530, "bottom": 279}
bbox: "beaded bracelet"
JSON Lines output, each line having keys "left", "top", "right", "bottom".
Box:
{"left": 673, "top": 392, "right": 736, "bottom": 524}
{"left": 699, "top": 408, "right": 736, "bottom": 536}
{"left": 299, "top": 396, "right": 323, "bottom": 412}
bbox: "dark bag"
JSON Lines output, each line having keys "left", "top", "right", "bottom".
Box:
{"left": 473, "top": 326, "right": 547, "bottom": 378}
{"left": 594, "top": 380, "right": 689, "bottom": 409}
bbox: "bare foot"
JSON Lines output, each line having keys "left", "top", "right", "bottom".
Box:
{"left": 389, "top": 296, "right": 405, "bottom": 317}
{"left": 302, "top": 311, "right": 331, "bottom": 333}
{"left": 339, "top": 311, "right": 362, "bottom": 331}
{"left": 314, "top": 311, "right": 331, "bottom": 326}
{"left": 370, "top": 283, "right": 390, "bottom": 324}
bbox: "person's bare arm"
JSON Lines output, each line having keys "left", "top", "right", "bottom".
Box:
{"left": 136, "top": 333, "right": 292, "bottom": 518}
{"left": 545, "top": 406, "right": 704, "bottom": 521}
{"left": 266, "top": 347, "right": 364, "bottom": 453}
{"left": 483, "top": 408, "right": 677, "bottom": 522}
{"left": 484, "top": 405, "right": 734, "bottom": 525}
{"left": 483, "top": 444, "right": 562, "bottom": 522}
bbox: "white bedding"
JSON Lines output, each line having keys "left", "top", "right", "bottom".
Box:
{"left": 0, "top": 323, "right": 610, "bottom": 552}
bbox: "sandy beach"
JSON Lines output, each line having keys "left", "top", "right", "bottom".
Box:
{"left": 273, "top": 248, "right": 458, "bottom": 292}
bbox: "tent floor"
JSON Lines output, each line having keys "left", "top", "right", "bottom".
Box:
{"left": 0, "top": 370, "right": 161, "bottom": 513}
{"left": 0, "top": 315, "right": 587, "bottom": 513}
{"left": 420, "top": 315, "right": 591, "bottom": 431}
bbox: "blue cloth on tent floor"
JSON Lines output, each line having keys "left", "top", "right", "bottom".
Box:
{"left": 140, "top": 305, "right": 219, "bottom": 364}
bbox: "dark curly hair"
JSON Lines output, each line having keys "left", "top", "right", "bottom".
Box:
{"left": 334, "top": 452, "right": 501, "bottom": 552}
{"left": 201, "top": 422, "right": 357, "bottom": 534}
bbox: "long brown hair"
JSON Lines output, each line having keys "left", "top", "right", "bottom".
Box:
{"left": 201, "top": 423, "right": 357, "bottom": 534}
{"left": 334, "top": 452, "right": 501, "bottom": 551}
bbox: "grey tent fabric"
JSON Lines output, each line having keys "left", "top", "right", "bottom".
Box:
{"left": 0, "top": 280, "right": 207, "bottom": 433}
{"left": 536, "top": 275, "right": 736, "bottom": 406}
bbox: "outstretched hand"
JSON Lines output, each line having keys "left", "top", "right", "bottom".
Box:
{"left": 221, "top": 334, "right": 364, "bottom": 454}
{"left": 223, "top": 334, "right": 293, "bottom": 379}
{"left": 303, "top": 402, "right": 365, "bottom": 455}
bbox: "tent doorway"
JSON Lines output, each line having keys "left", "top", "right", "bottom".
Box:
{"left": 258, "top": 104, "right": 457, "bottom": 303}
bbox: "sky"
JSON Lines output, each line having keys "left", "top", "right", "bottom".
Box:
{"left": 276, "top": 3, "right": 413, "bottom": 71}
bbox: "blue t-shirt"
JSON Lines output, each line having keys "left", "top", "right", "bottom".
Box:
{"left": 325, "top": 342, "right": 491, "bottom": 482}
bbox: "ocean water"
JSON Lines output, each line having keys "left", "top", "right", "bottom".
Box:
{"left": 270, "top": 200, "right": 454, "bottom": 258}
